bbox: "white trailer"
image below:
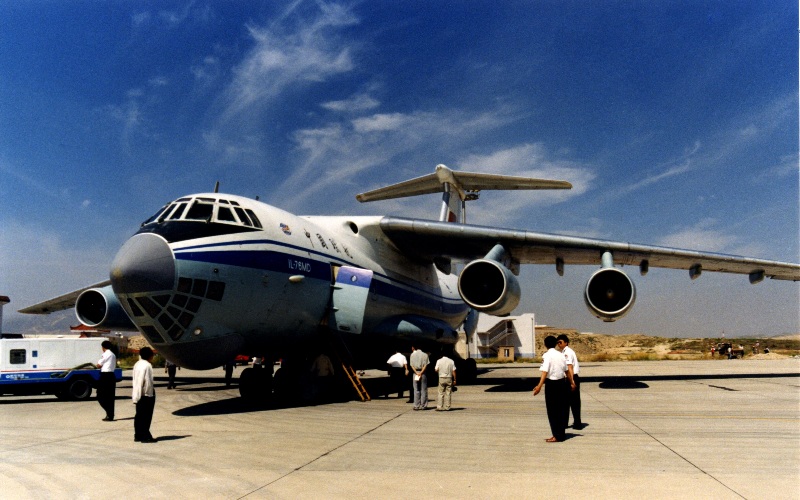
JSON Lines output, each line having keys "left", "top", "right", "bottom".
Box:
{"left": 0, "top": 337, "right": 121, "bottom": 400}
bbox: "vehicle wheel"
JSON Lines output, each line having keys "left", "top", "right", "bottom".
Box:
{"left": 66, "top": 378, "right": 93, "bottom": 400}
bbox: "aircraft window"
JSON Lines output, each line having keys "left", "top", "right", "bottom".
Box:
{"left": 185, "top": 200, "right": 214, "bottom": 221}
{"left": 234, "top": 207, "right": 252, "bottom": 226}
{"left": 176, "top": 197, "right": 191, "bottom": 202}
{"left": 10, "top": 349, "right": 26, "bottom": 364}
{"left": 197, "top": 197, "right": 215, "bottom": 202}
{"left": 140, "top": 325, "right": 167, "bottom": 344}
{"left": 163, "top": 202, "right": 188, "bottom": 221}
{"left": 157, "top": 204, "right": 176, "bottom": 222}
{"left": 192, "top": 279, "right": 208, "bottom": 297}
{"left": 126, "top": 298, "right": 144, "bottom": 317}
{"left": 230, "top": 201, "right": 241, "bottom": 206}
{"left": 245, "top": 209, "right": 262, "bottom": 228}
{"left": 143, "top": 204, "right": 169, "bottom": 225}
{"left": 220, "top": 199, "right": 230, "bottom": 204}
{"left": 217, "top": 206, "right": 237, "bottom": 223}
{"left": 177, "top": 278, "right": 192, "bottom": 293}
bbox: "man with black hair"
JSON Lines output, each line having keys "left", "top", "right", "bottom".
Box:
{"left": 96, "top": 340, "right": 117, "bottom": 421}
{"left": 132, "top": 347, "right": 156, "bottom": 443}
{"left": 557, "top": 334, "right": 583, "bottom": 430}
{"left": 533, "top": 335, "right": 575, "bottom": 442}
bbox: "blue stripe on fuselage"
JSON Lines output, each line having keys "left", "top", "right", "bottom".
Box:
{"left": 174, "top": 240, "right": 467, "bottom": 316}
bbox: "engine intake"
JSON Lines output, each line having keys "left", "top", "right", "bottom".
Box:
{"left": 584, "top": 267, "right": 636, "bottom": 322}
{"left": 75, "top": 285, "right": 137, "bottom": 330}
{"left": 458, "top": 259, "right": 520, "bottom": 316}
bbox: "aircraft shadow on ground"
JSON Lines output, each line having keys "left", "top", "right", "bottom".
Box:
{"left": 482, "top": 372, "right": 800, "bottom": 392}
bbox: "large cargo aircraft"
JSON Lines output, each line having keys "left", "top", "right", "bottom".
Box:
{"left": 20, "top": 165, "right": 800, "bottom": 398}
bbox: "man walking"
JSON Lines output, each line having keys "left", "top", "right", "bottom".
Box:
{"left": 533, "top": 335, "right": 575, "bottom": 442}
{"left": 409, "top": 345, "right": 430, "bottom": 410}
{"left": 557, "top": 334, "right": 583, "bottom": 429}
{"left": 132, "top": 347, "right": 157, "bottom": 443}
{"left": 434, "top": 354, "right": 456, "bottom": 411}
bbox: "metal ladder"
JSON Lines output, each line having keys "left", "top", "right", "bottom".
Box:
{"left": 327, "top": 332, "right": 370, "bottom": 401}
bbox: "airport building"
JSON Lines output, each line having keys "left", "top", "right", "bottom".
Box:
{"left": 467, "top": 313, "right": 536, "bottom": 360}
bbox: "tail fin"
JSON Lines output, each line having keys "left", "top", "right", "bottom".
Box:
{"left": 355, "top": 164, "right": 572, "bottom": 223}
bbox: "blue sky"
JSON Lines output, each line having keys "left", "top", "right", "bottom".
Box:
{"left": 1, "top": 1, "right": 797, "bottom": 338}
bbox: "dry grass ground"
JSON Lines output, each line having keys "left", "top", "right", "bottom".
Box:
{"left": 509, "top": 329, "right": 800, "bottom": 362}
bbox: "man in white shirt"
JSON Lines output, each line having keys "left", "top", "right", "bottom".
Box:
{"left": 434, "top": 354, "right": 456, "bottom": 411}
{"left": 557, "top": 334, "right": 583, "bottom": 430}
{"left": 533, "top": 335, "right": 575, "bottom": 442}
{"left": 96, "top": 340, "right": 117, "bottom": 421}
{"left": 386, "top": 351, "right": 408, "bottom": 399}
{"left": 132, "top": 347, "right": 156, "bottom": 443}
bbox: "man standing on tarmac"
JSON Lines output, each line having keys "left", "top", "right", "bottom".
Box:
{"left": 557, "top": 334, "right": 583, "bottom": 430}
{"left": 409, "top": 345, "right": 430, "bottom": 410}
{"left": 533, "top": 335, "right": 575, "bottom": 442}
{"left": 132, "top": 347, "right": 156, "bottom": 443}
{"left": 386, "top": 351, "right": 408, "bottom": 399}
{"left": 96, "top": 340, "right": 117, "bottom": 421}
{"left": 434, "top": 354, "right": 456, "bottom": 411}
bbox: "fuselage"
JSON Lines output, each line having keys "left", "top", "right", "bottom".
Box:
{"left": 110, "top": 193, "right": 468, "bottom": 369}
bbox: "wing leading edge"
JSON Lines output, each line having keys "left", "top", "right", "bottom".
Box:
{"left": 18, "top": 280, "right": 111, "bottom": 314}
{"left": 379, "top": 217, "right": 800, "bottom": 282}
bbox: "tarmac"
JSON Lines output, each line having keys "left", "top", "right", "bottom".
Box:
{"left": 1, "top": 359, "right": 798, "bottom": 500}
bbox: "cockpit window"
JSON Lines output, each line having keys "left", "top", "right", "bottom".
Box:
{"left": 217, "top": 206, "right": 237, "bottom": 223}
{"left": 141, "top": 196, "right": 263, "bottom": 230}
{"left": 165, "top": 202, "right": 187, "bottom": 220}
{"left": 234, "top": 207, "right": 252, "bottom": 227}
{"left": 184, "top": 200, "right": 214, "bottom": 221}
{"left": 142, "top": 204, "right": 169, "bottom": 225}
{"left": 245, "top": 209, "right": 262, "bottom": 228}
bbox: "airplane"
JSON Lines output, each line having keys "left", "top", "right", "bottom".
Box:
{"left": 19, "top": 165, "right": 800, "bottom": 399}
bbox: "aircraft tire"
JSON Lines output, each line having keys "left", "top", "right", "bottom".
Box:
{"left": 239, "top": 367, "right": 272, "bottom": 401}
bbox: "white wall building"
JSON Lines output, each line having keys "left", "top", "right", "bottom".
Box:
{"left": 468, "top": 313, "right": 536, "bottom": 359}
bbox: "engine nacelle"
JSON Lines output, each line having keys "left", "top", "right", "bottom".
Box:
{"left": 458, "top": 259, "right": 521, "bottom": 316}
{"left": 584, "top": 267, "right": 636, "bottom": 322}
{"left": 75, "top": 285, "right": 138, "bottom": 330}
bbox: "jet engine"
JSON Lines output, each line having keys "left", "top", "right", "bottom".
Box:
{"left": 75, "top": 285, "right": 137, "bottom": 330}
{"left": 584, "top": 267, "right": 636, "bottom": 322}
{"left": 458, "top": 258, "right": 521, "bottom": 316}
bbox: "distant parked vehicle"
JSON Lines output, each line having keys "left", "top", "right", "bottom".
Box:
{"left": 715, "top": 342, "right": 744, "bottom": 359}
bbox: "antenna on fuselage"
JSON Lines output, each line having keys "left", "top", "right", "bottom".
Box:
{"left": 214, "top": 181, "right": 220, "bottom": 193}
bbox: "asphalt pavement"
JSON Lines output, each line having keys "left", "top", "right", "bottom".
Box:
{"left": 1, "top": 359, "right": 798, "bottom": 499}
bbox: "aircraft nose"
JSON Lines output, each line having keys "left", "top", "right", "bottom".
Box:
{"left": 110, "top": 233, "right": 175, "bottom": 294}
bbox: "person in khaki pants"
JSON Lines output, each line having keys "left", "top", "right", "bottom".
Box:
{"left": 434, "top": 355, "right": 456, "bottom": 411}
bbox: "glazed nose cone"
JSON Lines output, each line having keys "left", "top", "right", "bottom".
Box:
{"left": 110, "top": 233, "right": 175, "bottom": 294}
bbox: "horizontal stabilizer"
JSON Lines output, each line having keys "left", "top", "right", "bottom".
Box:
{"left": 356, "top": 164, "right": 571, "bottom": 202}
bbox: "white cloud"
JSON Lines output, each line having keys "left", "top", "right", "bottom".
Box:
{"left": 655, "top": 219, "right": 737, "bottom": 252}
{"left": 321, "top": 93, "right": 380, "bottom": 112}
{"left": 457, "top": 144, "right": 595, "bottom": 224}
{"left": 221, "top": 3, "right": 359, "bottom": 120}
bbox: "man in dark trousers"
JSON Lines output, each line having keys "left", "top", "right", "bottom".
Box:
{"left": 132, "top": 347, "right": 156, "bottom": 443}
{"left": 533, "top": 335, "right": 575, "bottom": 442}
{"left": 557, "top": 334, "right": 583, "bottom": 429}
{"left": 96, "top": 340, "right": 117, "bottom": 421}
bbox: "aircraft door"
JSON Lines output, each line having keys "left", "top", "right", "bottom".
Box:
{"left": 330, "top": 266, "right": 373, "bottom": 334}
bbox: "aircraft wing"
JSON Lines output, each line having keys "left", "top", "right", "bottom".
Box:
{"left": 18, "top": 280, "right": 111, "bottom": 314}
{"left": 379, "top": 217, "right": 800, "bottom": 282}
